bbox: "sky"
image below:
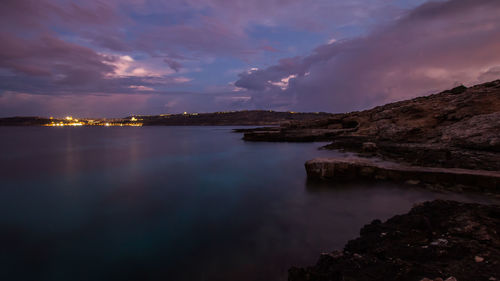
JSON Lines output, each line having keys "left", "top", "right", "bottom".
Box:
{"left": 1, "top": 0, "right": 500, "bottom": 117}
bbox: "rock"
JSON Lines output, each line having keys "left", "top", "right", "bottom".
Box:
{"left": 304, "top": 157, "right": 500, "bottom": 192}
{"left": 441, "top": 112, "right": 500, "bottom": 152}
{"left": 430, "top": 238, "right": 448, "bottom": 247}
{"left": 420, "top": 278, "right": 454, "bottom": 281}
{"left": 353, "top": 253, "right": 363, "bottom": 259}
{"left": 240, "top": 79, "right": 500, "bottom": 171}
{"left": 405, "top": 179, "right": 421, "bottom": 185}
{"left": 362, "top": 142, "right": 378, "bottom": 153}
{"left": 442, "top": 85, "right": 467, "bottom": 95}
{"left": 475, "top": 256, "right": 484, "bottom": 262}
{"left": 289, "top": 200, "right": 500, "bottom": 281}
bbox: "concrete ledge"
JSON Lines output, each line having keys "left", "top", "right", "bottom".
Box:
{"left": 305, "top": 157, "right": 500, "bottom": 192}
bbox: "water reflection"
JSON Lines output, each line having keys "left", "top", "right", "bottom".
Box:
{"left": 0, "top": 126, "right": 497, "bottom": 281}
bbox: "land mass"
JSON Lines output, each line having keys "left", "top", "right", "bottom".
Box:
{"left": 240, "top": 80, "right": 500, "bottom": 191}
{"left": 0, "top": 110, "right": 331, "bottom": 127}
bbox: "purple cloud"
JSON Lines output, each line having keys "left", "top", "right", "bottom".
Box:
{"left": 0, "top": 32, "right": 115, "bottom": 81}
{"left": 1, "top": 0, "right": 499, "bottom": 117}
{"left": 235, "top": 0, "right": 500, "bottom": 112}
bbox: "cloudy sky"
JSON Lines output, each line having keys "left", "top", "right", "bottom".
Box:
{"left": 1, "top": 0, "right": 499, "bottom": 117}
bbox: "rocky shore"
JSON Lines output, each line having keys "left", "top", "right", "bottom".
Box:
{"left": 235, "top": 81, "right": 500, "bottom": 280}
{"left": 289, "top": 200, "right": 500, "bottom": 281}
{"left": 240, "top": 80, "right": 500, "bottom": 190}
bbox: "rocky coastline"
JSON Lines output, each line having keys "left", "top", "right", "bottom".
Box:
{"left": 237, "top": 80, "right": 500, "bottom": 280}
{"left": 241, "top": 80, "right": 500, "bottom": 190}
{"left": 288, "top": 200, "right": 500, "bottom": 281}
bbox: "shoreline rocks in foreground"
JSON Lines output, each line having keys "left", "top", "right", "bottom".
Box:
{"left": 231, "top": 81, "right": 500, "bottom": 280}
{"left": 289, "top": 200, "right": 500, "bottom": 281}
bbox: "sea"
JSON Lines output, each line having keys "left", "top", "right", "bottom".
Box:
{"left": 0, "top": 126, "right": 496, "bottom": 281}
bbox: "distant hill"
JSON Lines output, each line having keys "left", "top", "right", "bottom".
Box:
{"left": 0, "top": 117, "right": 53, "bottom": 126}
{"left": 137, "top": 110, "right": 332, "bottom": 126}
{"left": 0, "top": 111, "right": 332, "bottom": 126}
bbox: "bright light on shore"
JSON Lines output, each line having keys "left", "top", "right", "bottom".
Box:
{"left": 43, "top": 117, "right": 143, "bottom": 127}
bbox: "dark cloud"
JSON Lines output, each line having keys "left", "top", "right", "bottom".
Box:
{"left": 0, "top": 32, "right": 115, "bottom": 82}
{"left": 236, "top": 0, "right": 500, "bottom": 112}
{"left": 164, "top": 58, "right": 183, "bottom": 72}
{"left": 0, "top": 0, "right": 119, "bottom": 31}
{"left": 2, "top": 0, "right": 499, "bottom": 117}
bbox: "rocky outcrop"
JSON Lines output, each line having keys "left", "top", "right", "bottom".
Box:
{"left": 289, "top": 200, "right": 500, "bottom": 281}
{"left": 360, "top": 142, "right": 500, "bottom": 171}
{"left": 440, "top": 111, "right": 500, "bottom": 152}
{"left": 241, "top": 80, "right": 500, "bottom": 171}
{"left": 242, "top": 116, "right": 359, "bottom": 142}
{"left": 305, "top": 157, "right": 500, "bottom": 193}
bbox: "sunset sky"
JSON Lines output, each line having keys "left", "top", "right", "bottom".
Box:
{"left": 1, "top": 0, "right": 499, "bottom": 117}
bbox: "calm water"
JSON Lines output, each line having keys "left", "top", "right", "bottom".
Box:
{"left": 0, "top": 126, "right": 497, "bottom": 281}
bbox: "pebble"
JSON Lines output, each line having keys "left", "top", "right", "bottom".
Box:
{"left": 353, "top": 253, "right": 363, "bottom": 259}
{"left": 406, "top": 179, "right": 421, "bottom": 185}
{"left": 430, "top": 238, "right": 448, "bottom": 246}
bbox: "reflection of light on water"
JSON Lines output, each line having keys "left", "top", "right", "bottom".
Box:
{"left": 63, "top": 129, "right": 79, "bottom": 179}
{"left": 1, "top": 127, "right": 499, "bottom": 281}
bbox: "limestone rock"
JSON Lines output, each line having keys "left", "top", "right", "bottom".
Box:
{"left": 241, "top": 79, "right": 500, "bottom": 171}
{"left": 289, "top": 200, "right": 500, "bottom": 281}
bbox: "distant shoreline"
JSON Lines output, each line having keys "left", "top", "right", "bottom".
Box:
{"left": 0, "top": 110, "right": 332, "bottom": 127}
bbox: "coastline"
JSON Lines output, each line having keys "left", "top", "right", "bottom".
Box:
{"left": 236, "top": 80, "right": 500, "bottom": 280}
{"left": 288, "top": 200, "right": 500, "bottom": 281}
{"left": 240, "top": 80, "right": 500, "bottom": 190}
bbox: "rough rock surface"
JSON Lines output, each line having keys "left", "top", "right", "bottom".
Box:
{"left": 305, "top": 157, "right": 500, "bottom": 193}
{"left": 242, "top": 80, "right": 500, "bottom": 171}
{"left": 289, "top": 200, "right": 500, "bottom": 281}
